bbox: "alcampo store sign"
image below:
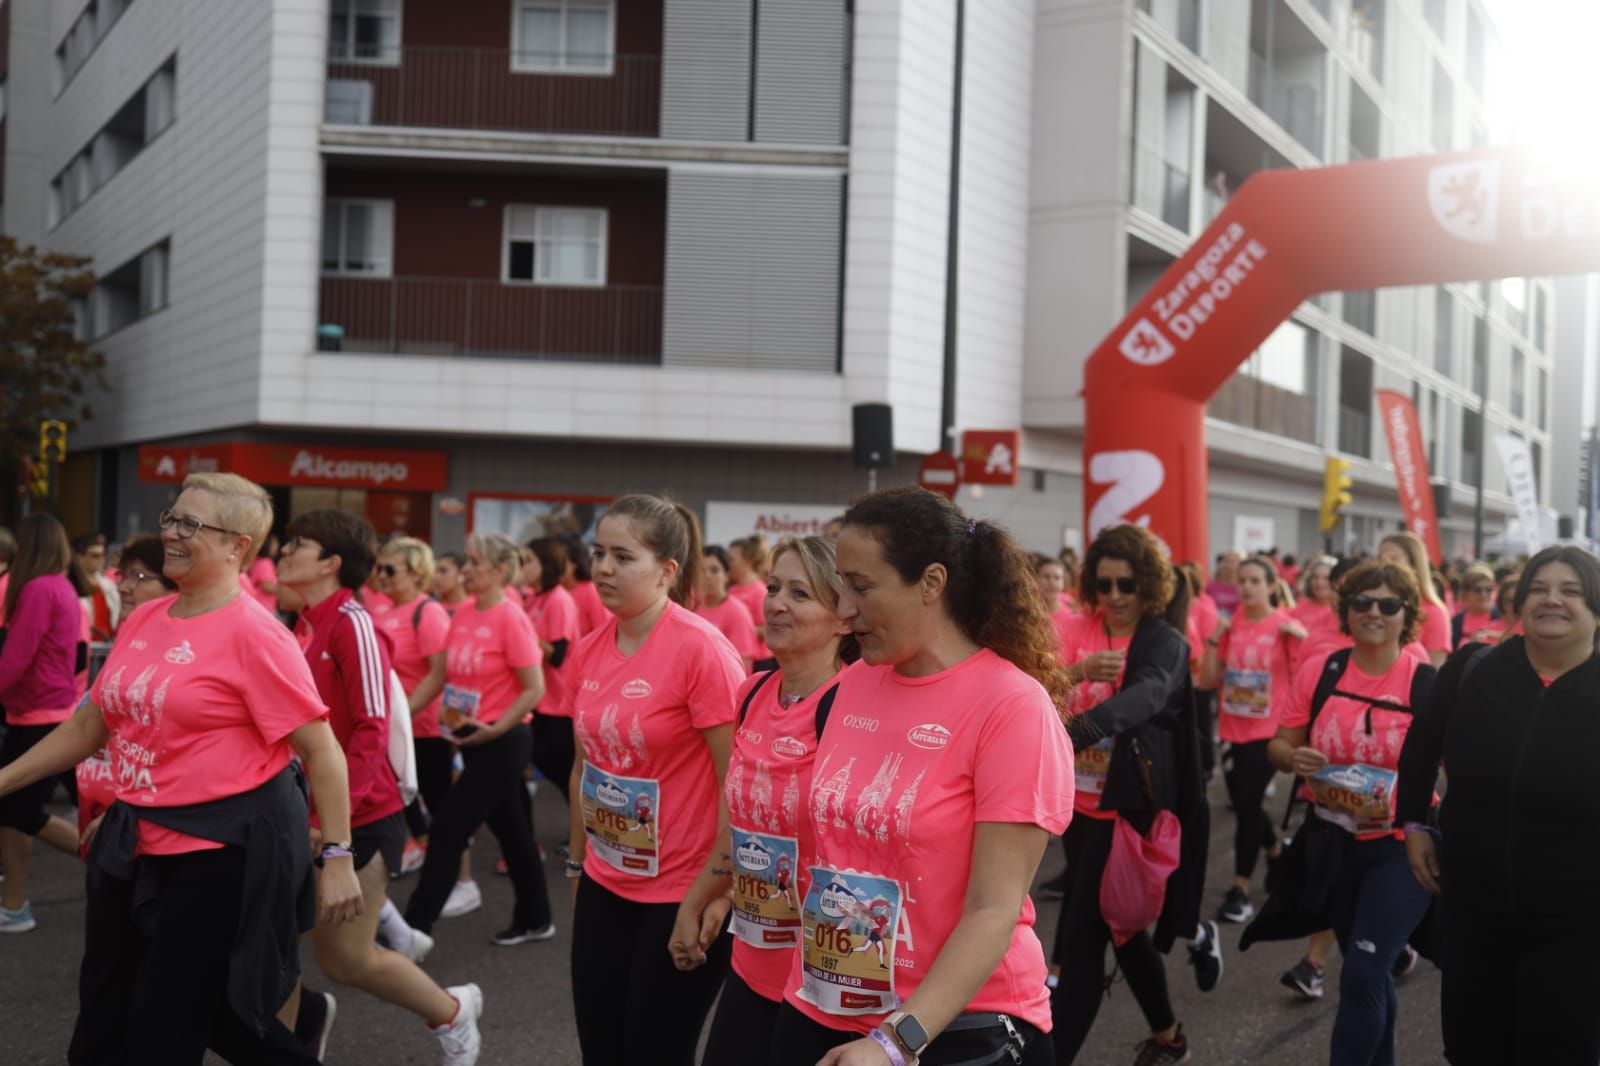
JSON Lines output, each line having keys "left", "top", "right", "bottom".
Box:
{"left": 138, "top": 442, "right": 448, "bottom": 491}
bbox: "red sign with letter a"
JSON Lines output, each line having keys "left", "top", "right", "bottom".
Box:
{"left": 961, "top": 430, "right": 1021, "bottom": 486}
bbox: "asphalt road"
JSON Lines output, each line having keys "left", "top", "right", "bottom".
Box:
{"left": 0, "top": 772, "right": 1446, "bottom": 1065}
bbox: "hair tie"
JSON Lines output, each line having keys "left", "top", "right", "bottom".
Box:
{"left": 967, "top": 520, "right": 978, "bottom": 535}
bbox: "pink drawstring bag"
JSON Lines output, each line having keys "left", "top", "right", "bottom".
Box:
{"left": 1099, "top": 811, "right": 1182, "bottom": 946}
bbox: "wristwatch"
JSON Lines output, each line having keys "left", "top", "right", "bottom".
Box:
{"left": 885, "top": 1011, "right": 930, "bottom": 1058}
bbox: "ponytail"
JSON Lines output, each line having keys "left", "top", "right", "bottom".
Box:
{"left": 670, "top": 502, "right": 703, "bottom": 607}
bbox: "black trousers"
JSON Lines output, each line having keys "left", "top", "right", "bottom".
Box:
{"left": 1222, "top": 738, "right": 1277, "bottom": 880}
{"left": 703, "top": 967, "right": 782, "bottom": 1066}
{"left": 570, "top": 874, "right": 731, "bottom": 1066}
{"left": 769, "top": 1002, "right": 1053, "bottom": 1066}
{"left": 403, "top": 724, "right": 551, "bottom": 934}
{"left": 403, "top": 735, "right": 456, "bottom": 838}
{"left": 1440, "top": 892, "right": 1600, "bottom": 1065}
{"left": 1050, "top": 816, "right": 1176, "bottom": 1064}
{"left": 68, "top": 846, "right": 318, "bottom": 1066}
{"left": 531, "top": 712, "right": 575, "bottom": 803}
{"left": 0, "top": 723, "right": 61, "bottom": 835}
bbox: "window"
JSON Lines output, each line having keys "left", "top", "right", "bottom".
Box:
{"left": 1502, "top": 276, "right": 1528, "bottom": 334}
{"left": 328, "top": 0, "right": 401, "bottom": 65}
{"left": 504, "top": 206, "right": 607, "bottom": 286}
{"left": 1537, "top": 366, "right": 1549, "bottom": 430}
{"left": 321, "top": 199, "right": 394, "bottom": 277}
{"left": 512, "top": 0, "right": 615, "bottom": 73}
{"left": 49, "top": 56, "right": 176, "bottom": 228}
{"left": 1431, "top": 60, "right": 1453, "bottom": 150}
{"left": 1338, "top": 345, "right": 1374, "bottom": 458}
{"left": 1342, "top": 290, "right": 1376, "bottom": 334}
{"left": 55, "top": 0, "right": 134, "bottom": 94}
{"left": 1424, "top": 0, "right": 1446, "bottom": 39}
{"left": 87, "top": 239, "right": 170, "bottom": 338}
{"left": 1511, "top": 347, "right": 1525, "bottom": 419}
{"left": 1471, "top": 315, "right": 1487, "bottom": 395}
{"left": 1533, "top": 286, "right": 1548, "bottom": 350}
{"left": 1433, "top": 288, "right": 1453, "bottom": 374}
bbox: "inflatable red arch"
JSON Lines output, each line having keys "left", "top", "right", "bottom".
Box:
{"left": 1082, "top": 146, "right": 1600, "bottom": 566}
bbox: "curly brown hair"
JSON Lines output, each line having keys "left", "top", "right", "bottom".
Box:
{"left": 842, "top": 487, "right": 1070, "bottom": 711}
{"left": 1078, "top": 525, "right": 1176, "bottom": 618}
{"left": 1336, "top": 559, "right": 1421, "bottom": 646}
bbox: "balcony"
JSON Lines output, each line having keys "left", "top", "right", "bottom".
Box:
{"left": 1131, "top": 145, "right": 1191, "bottom": 231}
{"left": 1209, "top": 374, "right": 1317, "bottom": 444}
{"left": 325, "top": 47, "right": 661, "bottom": 138}
{"left": 317, "top": 277, "right": 662, "bottom": 364}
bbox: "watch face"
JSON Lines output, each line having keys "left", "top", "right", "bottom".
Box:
{"left": 895, "top": 1015, "right": 930, "bottom": 1053}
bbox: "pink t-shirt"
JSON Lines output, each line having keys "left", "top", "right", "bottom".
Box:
{"left": 570, "top": 580, "right": 609, "bottom": 636}
{"left": 526, "top": 584, "right": 582, "bottom": 718}
{"left": 376, "top": 596, "right": 451, "bottom": 738}
{"left": 1215, "top": 608, "right": 1300, "bottom": 743}
{"left": 1417, "top": 604, "right": 1450, "bottom": 656}
{"left": 1283, "top": 652, "right": 1427, "bottom": 840}
{"left": 1454, "top": 611, "right": 1506, "bottom": 649}
{"left": 1289, "top": 601, "right": 1340, "bottom": 675}
{"left": 565, "top": 601, "right": 744, "bottom": 903}
{"left": 697, "top": 596, "right": 761, "bottom": 662}
{"left": 247, "top": 557, "right": 278, "bottom": 612}
{"left": 729, "top": 581, "right": 771, "bottom": 660}
{"left": 442, "top": 597, "right": 542, "bottom": 732}
{"left": 727, "top": 666, "right": 842, "bottom": 1003}
{"left": 783, "top": 649, "right": 1073, "bottom": 1033}
{"left": 91, "top": 594, "right": 328, "bottom": 856}
{"left": 1054, "top": 611, "right": 1129, "bottom": 820}
{"left": 76, "top": 745, "right": 116, "bottom": 858}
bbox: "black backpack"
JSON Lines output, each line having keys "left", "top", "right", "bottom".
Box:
{"left": 1307, "top": 647, "right": 1435, "bottom": 735}
{"left": 737, "top": 668, "right": 840, "bottom": 740}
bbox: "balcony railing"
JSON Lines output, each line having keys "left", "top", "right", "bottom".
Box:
{"left": 1132, "top": 146, "right": 1191, "bottom": 231}
{"left": 325, "top": 47, "right": 662, "bottom": 137}
{"left": 1208, "top": 373, "right": 1318, "bottom": 445}
{"left": 317, "top": 276, "right": 663, "bottom": 364}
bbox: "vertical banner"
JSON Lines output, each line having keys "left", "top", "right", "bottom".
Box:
{"left": 1493, "top": 433, "right": 1543, "bottom": 554}
{"left": 1375, "top": 390, "right": 1443, "bottom": 565}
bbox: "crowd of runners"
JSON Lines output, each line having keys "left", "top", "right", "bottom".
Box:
{"left": 0, "top": 473, "right": 1596, "bottom": 1065}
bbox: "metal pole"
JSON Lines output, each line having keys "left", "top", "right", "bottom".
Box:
{"left": 1472, "top": 395, "right": 1486, "bottom": 558}
{"left": 937, "top": 0, "right": 965, "bottom": 455}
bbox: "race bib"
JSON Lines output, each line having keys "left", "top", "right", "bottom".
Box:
{"left": 580, "top": 762, "right": 661, "bottom": 877}
{"left": 1221, "top": 669, "right": 1272, "bottom": 718}
{"left": 440, "top": 685, "right": 481, "bottom": 737}
{"left": 730, "top": 827, "right": 802, "bottom": 948}
{"left": 1310, "top": 763, "right": 1397, "bottom": 836}
{"left": 799, "top": 867, "right": 901, "bottom": 1016}
{"left": 1074, "top": 737, "right": 1115, "bottom": 796}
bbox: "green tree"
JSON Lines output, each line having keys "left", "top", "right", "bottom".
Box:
{"left": 0, "top": 237, "right": 104, "bottom": 510}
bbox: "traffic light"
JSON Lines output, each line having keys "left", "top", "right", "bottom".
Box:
{"left": 1320, "top": 457, "right": 1353, "bottom": 534}
{"left": 39, "top": 420, "right": 68, "bottom": 463}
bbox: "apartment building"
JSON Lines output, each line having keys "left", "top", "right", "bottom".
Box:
{"left": 3, "top": 0, "right": 1558, "bottom": 559}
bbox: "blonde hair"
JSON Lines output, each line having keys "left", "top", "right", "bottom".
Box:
{"left": 770, "top": 536, "right": 859, "bottom": 663}
{"left": 467, "top": 532, "right": 522, "bottom": 587}
{"left": 1380, "top": 532, "right": 1443, "bottom": 608}
{"left": 181, "top": 472, "right": 273, "bottom": 563}
{"left": 381, "top": 537, "right": 436, "bottom": 591}
{"left": 731, "top": 534, "right": 772, "bottom": 576}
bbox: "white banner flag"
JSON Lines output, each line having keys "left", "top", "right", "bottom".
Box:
{"left": 1493, "top": 434, "right": 1542, "bottom": 554}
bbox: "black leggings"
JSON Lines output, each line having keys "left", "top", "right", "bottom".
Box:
{"left": 1050, "top": 816, "right": 1175, "bottom": 1064}
{"left": 702, "top": 967, "right": 782, "bottom": 1066}
{"left": 570, "top": 874, "right": 730, "bottom": 1066}
{"left": 0, "top": 723, "right": 62, "bottom": 835}
{"left": 1223, "top": 738, "right": 1277, "bottom": 881}
{"left": 403, "top": 735, "right": 456, "bottom": 838}
{"left": 403, "top": 724, "right": 551, "bottom": 934}
{"left": 531, "top": 712, "right": 575, "bottom": 803}
{"left": 770, "top": 1001, "right": 1053, "bottom": 1066}
{"left": 69, "top": 847, "right": 318, "bottom": 1066}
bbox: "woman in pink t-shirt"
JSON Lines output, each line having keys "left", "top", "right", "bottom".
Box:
{"left": 729, "top": 534, "right": 774, "bottom": 665}
{"left": 431, "top": 551, "right": 470, "bottom": 616}
{"left": 0, "top": 472, "right": 362, "bottom": 1063}
{"left": 1200, "top": 554, "right": 1307, "bottom": 925}
{"left": 556, "top": 532, "right": 611, "bottom": 636}
{"left": 673, "top": 536, "right": 856, "bottom": 1065}
{"left": 1260, "top": 560, "right": 1436, "bottom": 1064}
{"left": 769, "top": 487, "right": 1073, "bottom": 1066}
{"left": 403, "top": 532, "right": 552, "bottom": 950}
{"left": 524, "top": 536, "right": 583, "bottom": 801}
{"left": 698, "top": 544, "right": 762, "bottom": 670}
{"left": 1450, "top": 563, "right": 1503, "bottom": 649}
{"left": 1289, "top": 556, "right": 1340, "bottom": 671}
{"left": 1052, "top": 526, "right": 1217, "bottom": 1064}
{"left": 1378, "top": 533, "right": 1449, "bottom": 666}
{"left": 563, "top": 495, "right": 745, "bottom": 1066}
{"left": 0, "top": 513, "right": 91, "bottom": 931}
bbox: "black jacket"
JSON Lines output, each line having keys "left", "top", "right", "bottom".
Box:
{"left": 1065, "top": 614, "right": 1208, "bottom": 951}
{"left": 1396, "top": 637, "right": 1600, "bottom": 919}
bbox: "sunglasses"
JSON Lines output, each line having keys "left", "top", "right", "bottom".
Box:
{"left": 377, "top": 564, "right": 403, "bottom": 578}
{"left": 1095, "top": 577, "right": 1138, "bottom": 596}
{"left": 1349, "top": 595, "right": 1405, "bottom": 616}
{"left": 1468, "top": 584, "right": 1494, "bottom": 594}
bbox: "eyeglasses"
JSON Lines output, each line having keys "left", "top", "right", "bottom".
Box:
{"left": 1349, "top": 595, "right": 1405, "bottom": 616}
{"left": 1095, "top": 577, "right": 1138, "bottom": 596}
{"left": 158, "top": 509, "right": 245, "bottom": 540}
{"left": 377, "top": 564, "right": 403, "bottom": 578}
{"left": 1469, "top": 584, "right": 1494, "bottom": 595}
{"left": 124, "top": 569, "right": 163, "bottom": 584}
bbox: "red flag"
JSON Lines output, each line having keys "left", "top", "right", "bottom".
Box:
{"left": 1375, "top": 390, "right": 1443, "bottom": 565}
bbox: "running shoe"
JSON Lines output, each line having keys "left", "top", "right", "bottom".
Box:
{"left": 402, "top": 926, "right": 435, "bottom": 965}
{"left": 1216, "top": 886, "right": 1254, "bottom": 924}
{"left": 491, "top": 922, "right": 557, "bottom": 947}
{"left": 1187, "top": 920, "right": 1223, "bottom": 992}
{"left": 1393, "top": 944, "right": 1420, "bottom": 981}
{"left": 294, "top": 988, "right": 337, "bottom": 1060}
{"left": 0, "top": 901, "right": 36, "bottom": 933}
{"left": 441, "top": 880, "right": 482, "bottom": 919}
{"left": 433, "top": 983, "right": 483, "bottom": 1066}
{"left": 1132, "top": 1024, "right": 1191, "bottom": 1065}
{"left": 399, "top": 838, "right": 426, "bottom": 876}
{"left": 1281, "top": 957, "right": 1325, "bottom": 1000}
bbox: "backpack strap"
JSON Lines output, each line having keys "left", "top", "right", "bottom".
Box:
{"left": 815, "top": 682, "right": 841, "bottom": 739}
{"left": 411, "top": 595, "right": 439, "bottom": 630}
{"left": 737, "top": 669, "right": 779, "bottom": 728}
{"left": 1457, "top": 644, "right": 1494, "bottom": 694}
{"left": 1451, "top": 612, "right": 1465, "bottom": 650}
{"left": 1309, "top": 648, "right": 1354, "bottom": 729}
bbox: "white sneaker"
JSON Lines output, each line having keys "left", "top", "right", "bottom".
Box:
{"left": 404, "top": 926, "right": 436, "bottom": 964}
{"left": 441, "top": 880, "right": 482, "bottom": 919}
{"left": 433, "top": 983, "right": 483, "bottom": 1065}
